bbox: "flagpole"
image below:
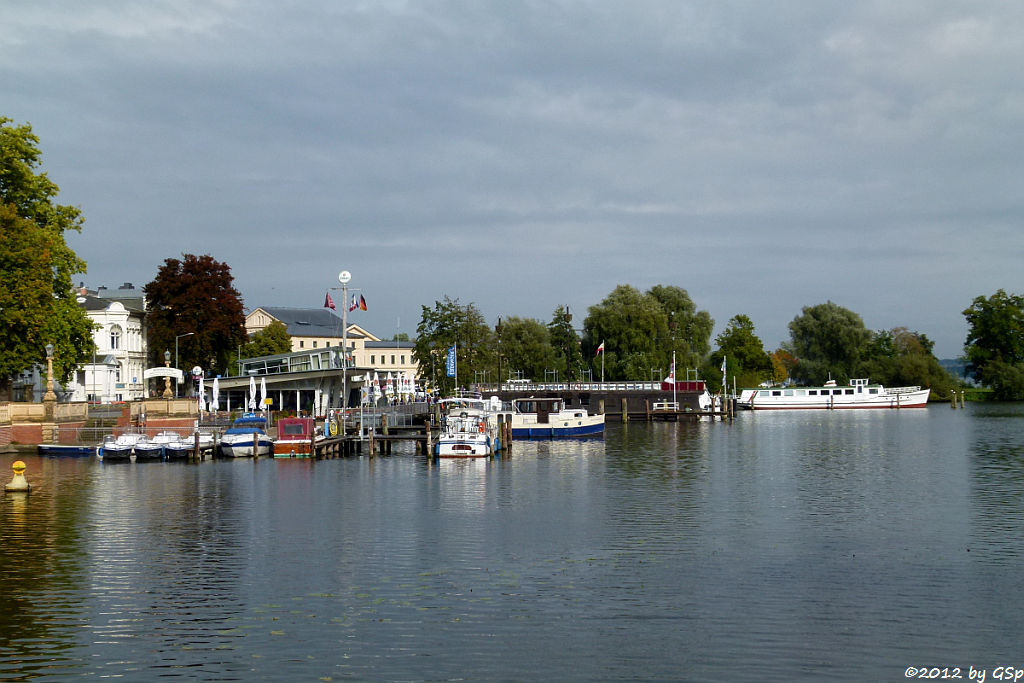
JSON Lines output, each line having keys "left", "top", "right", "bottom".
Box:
{"left": 672, "top": 349, "right": 676, "bottom": 407}
{"left": 338, "top": 270, "right": 352, "bottom": 420}
{"left": 601, "top": 340, "right": 604, "bottom": 384}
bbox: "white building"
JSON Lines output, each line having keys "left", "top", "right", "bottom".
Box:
{"left": 72, "top": 283, "right": 148, "bottom": 402}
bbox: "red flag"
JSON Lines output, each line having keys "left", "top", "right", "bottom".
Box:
{"left": 324, "top": 292, "right": 336, "bottom": 310}
{"left": 348, "top": 294, "right": 359, "bottom": 312}
{"left": 359, "top": 294, "right": 367, "bottom": 311}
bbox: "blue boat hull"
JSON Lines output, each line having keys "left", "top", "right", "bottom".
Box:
{"left": 511, "top": 422, "right": 605, "bottom": 439}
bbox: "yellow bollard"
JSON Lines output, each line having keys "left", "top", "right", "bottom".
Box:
{"left": 5, "top": 461, "right": 30, "bottom": 492}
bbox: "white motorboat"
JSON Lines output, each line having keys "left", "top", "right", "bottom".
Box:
{"left": 97, "top": 432, "right": 147, "bottom": 461}
{"left": 738, "top": 378, "right": 930, "bottom": 410}
{"left": 219, "top": 414, "right": 274, "bottom": 457}
{"left": 436, "top": 397, "right": 500, "bottom": 457}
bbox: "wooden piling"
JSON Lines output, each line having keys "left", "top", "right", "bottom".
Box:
{"left": 253, "top": 431, "right": 259, "bottom": 457}
{"left": 194, "top": 431, "right": 201, "bottom": 461}
{"left": 621, "top": 398, "right": 629, "bottom": 423}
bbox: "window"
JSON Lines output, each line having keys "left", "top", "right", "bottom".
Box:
{"left": 401, "top": 355, "right": 405, "bottom": 364}
{"left": 313, "top": 341, "right": 318, "bottom": 348}
{"left": 809, "top": 390, "right": 817, "bottom": 395}
{"left": 391, "top": 355, "right": 396, "bottom": 365}
{"left": 370, "top": 355, "right": 375, "bottom": 364}
{"left": 844, "top": 389, "right": 854, "bottom": 395}
{"left": 110, "top": 325, "right": 122, "bottom": 350}
{"left": 299, "top": 341, "right": 305, "bottom": 348}
{"left": 115, "top": 365, "right": 122, "bottom": 382}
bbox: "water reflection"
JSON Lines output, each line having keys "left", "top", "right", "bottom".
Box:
{"left": 3, "top": 406, "right": 1024, "bottom": 679}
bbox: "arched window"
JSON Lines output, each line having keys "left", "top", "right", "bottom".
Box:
{"left": 110, "top": 325, "right": 122, "bottom": 350}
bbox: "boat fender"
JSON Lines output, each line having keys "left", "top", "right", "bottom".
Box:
{"left": 478, "top": 421, "right": 485, "bottom": 433}
{"left": 460, "top": 412, "right": 468, "bottom": 418}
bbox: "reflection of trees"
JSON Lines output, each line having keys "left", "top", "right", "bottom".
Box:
{"left": 0, "top": 458, "right": 88, "bottom": 673}
{"left": 969, "top": 405, "right": 1024, "bottom": 559}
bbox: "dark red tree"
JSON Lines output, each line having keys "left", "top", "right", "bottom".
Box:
{"left": 144, "top": 254, "right": 247, "bottom": 377}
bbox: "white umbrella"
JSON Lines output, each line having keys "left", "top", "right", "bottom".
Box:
{"left": 249, "top": 376, "right": 257, "bottom": 411}
{"left": 211, "top": 377, "right": 220, "bottom": 411}
{"left": 260, "top": 376, "right": 268, "bottom": 412}
{"left": 198, "top": 375, "right": 207, "bottom": 412}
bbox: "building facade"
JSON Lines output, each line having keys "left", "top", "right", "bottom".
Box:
{"left": 246, "top": 307, "right": 418, "bottom": 380}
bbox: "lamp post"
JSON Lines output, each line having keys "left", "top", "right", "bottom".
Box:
{"left": 43, "top": 343, "right": 57, "bottom": 420}
{"left": 162, "top": 350, "right": 172, "bottom": 398}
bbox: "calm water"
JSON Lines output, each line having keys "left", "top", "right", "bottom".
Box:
{"left": 2, "top": 404, "right": 1024, "bottom": 681}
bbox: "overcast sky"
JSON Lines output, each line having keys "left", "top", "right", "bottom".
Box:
{"left": 5, "top": 1, "right": 1022, "bottom": 359}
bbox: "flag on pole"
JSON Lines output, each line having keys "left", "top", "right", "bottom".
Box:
{"left": 669, "top": 361, "right": 675, "bottom": 382}
{"left": 324, "top": 292, "right": 336, "bottom": 310}
{"left": 358, "top": 294, "right": 367, "bottom": 311}
{"left": 349, "top": 294, "right": 359, "bottom": 312}
{"left": 720, "top": 356, "right": 727, "bottom": 373}
{"left": 595, "top": 341, "right": 605, "bottom": 356}
{"left": 446, "top": 344, "right": 457, "bottom": 378}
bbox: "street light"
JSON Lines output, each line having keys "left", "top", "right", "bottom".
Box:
{"left": 162, "top": 350, "right": 172, "bottom": 398}
{"left": 175, "top": 332, "right": 194, "bottom": 397}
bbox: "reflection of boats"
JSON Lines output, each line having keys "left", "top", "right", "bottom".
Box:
{"left": 37, "top": 444, "right": 96, "bottom": 457}
{"left": 219, "top": 414, "right": 274, "bottom": 457}
{"left": 738, "top": 378, "right": 931, "bottom": 410}
{"left": 508, "top": 397, "right": 604, "bottom": 438}
{"left": 97, "top": 433, "right": 146, "bottom": 461}
{"left": 436, "top": 398, "right": 499, "bottom": 457}
{"left": 274, "top": 417, "right": 316, "bottom": 457}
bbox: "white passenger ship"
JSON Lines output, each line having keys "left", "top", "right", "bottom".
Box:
{"left": 738, "top": 378, "right": 930, "bottom": 410}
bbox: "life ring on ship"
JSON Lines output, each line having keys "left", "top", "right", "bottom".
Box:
{"left": 478, "top": 421, "right": 485, "bottom": 433}
{"left": 460, "top": 411, "right": 468, "bottom": 418}
{"left": 325, "top": 420, "right": 339, "bottom": 437}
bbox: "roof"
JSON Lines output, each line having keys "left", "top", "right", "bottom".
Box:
{"left": 257, "top": 307, "right": 365, "bottom": 339}
{"left": 79, "top": 294, "right": 145, "bottom": 314}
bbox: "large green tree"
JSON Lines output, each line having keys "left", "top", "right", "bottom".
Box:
{"left": 860, "top": 327, "right": 955, "bottom": 398}
{"left": 413, "top": 296, "right": 494, "bottom": 394}
{"left": 710, "top": 314, "right": 773, "bottom": 391}
{"left": 548, "top": 305, "right": 583, "bottom": 381}
{"left": 496, "top": 316, "right": 558, "bottom": 382}
{"left": 582, "top": 284, "right": 713, "bottom": 381}
{"left": 785, "top": 301, "right": 871, "bottom": 385}
{"left": 0, "top": 118, "right": 94, "bottom": 396}
{"left": 963, "top": 289, "right": 1024, "bottom": 399}
{"left": 144, "top": 254, "right": 247, "bottom": 377}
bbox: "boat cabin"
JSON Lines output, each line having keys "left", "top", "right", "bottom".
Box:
{"left": 277, "top": 417, "right": 315, "bottom": 441}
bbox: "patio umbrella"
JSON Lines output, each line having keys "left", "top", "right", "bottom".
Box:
{"left": 260, "top": 376, "right": 268, "bottom": 412}
{"left": 198, "top": 375, "right": 207, "bottom": 412}
{"left": 211, "top": 377, "right": 220, "bottom": 411}
{"left": 249, "top": 376, "right": 257, "bottom": 411}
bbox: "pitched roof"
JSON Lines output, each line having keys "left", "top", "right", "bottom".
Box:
{"left": 259, "top": 307, "right": 364, "bottom": 339}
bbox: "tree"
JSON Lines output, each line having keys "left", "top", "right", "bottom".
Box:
{"left": 143, "top": 254, "right": 247, "bottom": 377}
{"left": 247, "top": 320, "right": 292, "bottom": 357}
{"left": 648, "top": 284, "right": 714, "bottom": 369}
{"left": 583, "top": 285, "right": 667, "bottom": 381}
{"left": 710, "top": 314, "right": 773, "bottom": 391}
{"left": 963, "top": 290, "right": 1024, "bottom": 399}
{"left": 785, "top": 301, "right": 871, "bottom": 385}
{"left": 497, "top": 317, "right": 558, "bottom": 381}
{"left": 413, "top": 296, "right": 494, "bottom": 394}
{"left": 582, "top": 284, "right": 713, "bottom": 381}
{"left": 770, "top": 348, "right": 797, "bottom": 385}
{"left": 860, "top": 327, "right": 955, "bottom": 398}
{"left": 548, "top": 305, "right": 583, "bottom": 381}
{"left": 0, "top": 118, "right": 94, "bottom": 396}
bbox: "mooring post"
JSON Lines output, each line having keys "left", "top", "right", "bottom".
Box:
{"left": 194, "top": 430, "right": 201, "bottom": 461}
{"left": 621, "top": 398, "right": 629, "bottom": 423}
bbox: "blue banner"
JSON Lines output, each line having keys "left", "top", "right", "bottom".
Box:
{"left": 445, "top": 344, "right": 457, "bottom": 378}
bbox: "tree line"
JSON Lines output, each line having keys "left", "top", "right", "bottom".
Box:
{"left": 2, "top": 116, "right": 1022, "bottom": 401}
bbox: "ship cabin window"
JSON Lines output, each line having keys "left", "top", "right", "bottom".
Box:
{"left": 796, "top": 390, "right": 805, "bottom": 396}
{"left": 844, "top": 389, "right": 854, "bottom": 395}
{"left": 771, "top": 390, "right": 782, "bottom": 396}
{"left": 869, "top": 388, "right": 879, "bottom": 394}
{"left": 758, "top": 390, "right": 768, "bottom": 397}
{"left": 808, "top": 390, "right": 817, "bottom": 395}
{"left": 784, "top": 390, "right": 794, "bottom": 396}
